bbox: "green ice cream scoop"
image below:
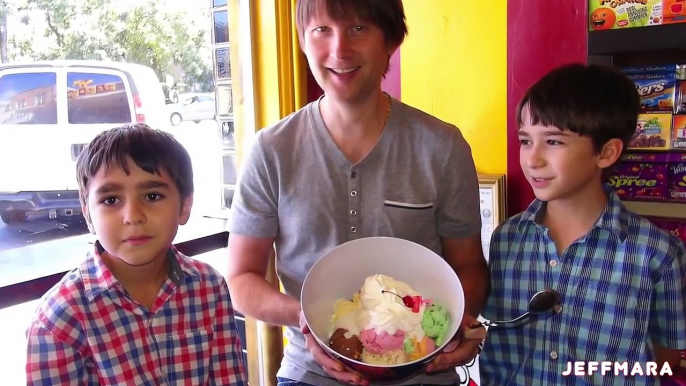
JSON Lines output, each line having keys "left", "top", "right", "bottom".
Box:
{"left": 403, "top": 338, "right": 415, "bottom": 354}
{"left": 421, "top": 304, "right": 449, "bottom": 346}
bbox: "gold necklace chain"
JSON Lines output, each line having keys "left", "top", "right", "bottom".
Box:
{"left": 318, "top": 93, "right": 392, "bottom": 128}
{"left": 383, "top": 93, "right": 392, "bottom": 127}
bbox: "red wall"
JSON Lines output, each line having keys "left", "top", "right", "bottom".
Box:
{"left": 506, "top": 0, "right": 588, "bottom": 215}
{"left": 382, "top": 50, "right": 401, "bottom": 100}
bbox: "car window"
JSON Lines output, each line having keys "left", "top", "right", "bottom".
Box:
{"left": 67, "top": 72, "right": 132, "bottom": 124}
{"left": 198, "top": 96, "right": 213, "bottom": 103}
{"left": 0, "top": 72, "right": 57, "bottom": 125}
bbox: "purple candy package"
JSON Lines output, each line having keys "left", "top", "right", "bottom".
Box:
{"left": 608, "top": 153, "right": 669, "bottom": 201}
{"left": 670, "top": 153, "right": 686, "bottom": 202}
{"left": 646, "top": 216, "right": 686, "bottom": 246}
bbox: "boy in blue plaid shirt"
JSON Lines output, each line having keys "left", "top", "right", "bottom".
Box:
{"left": 479, "top": 63, "right": 686, "bottom": 385}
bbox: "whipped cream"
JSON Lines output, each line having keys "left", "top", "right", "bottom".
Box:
{"left": 359, "top": 274, "right": 425, "bottom": 340}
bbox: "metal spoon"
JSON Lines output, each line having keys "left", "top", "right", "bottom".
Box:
{"left": 471, "top": 289, "right": 560, "bottom": 329}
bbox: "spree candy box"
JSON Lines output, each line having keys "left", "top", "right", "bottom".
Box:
{"left": 608, "top": 153, "right": 669, "bottom": 201}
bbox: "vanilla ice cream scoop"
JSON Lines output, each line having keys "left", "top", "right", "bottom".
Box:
{"left": 331, "top": 293, "right": 368, "bottom": 338}
{"left": 360, "top": 348, "right": 408, "bottom": 365}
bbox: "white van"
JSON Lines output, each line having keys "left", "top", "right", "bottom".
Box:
{"left": 0, "top": 60, "right": 168, "bottom": 224}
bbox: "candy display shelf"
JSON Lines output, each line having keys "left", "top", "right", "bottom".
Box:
{"left": 587, "top": 21, "right": 686, "bottom": 220}
{"left": 623, "top": 200, "right": 686, "bottom": 219}
{"left": 588, "top": 24, "right": 686, "bottom": 56}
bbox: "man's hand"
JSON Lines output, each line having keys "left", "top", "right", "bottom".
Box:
{"left": 300, "top": 312, "right": 370, "bottom": 386}
{"left": 426, "top": 314, "right": 486, "bottom": 373}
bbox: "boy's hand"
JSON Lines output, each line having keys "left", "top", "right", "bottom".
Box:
{"left": 425, "top": 314, "right": 486, "bottom": 373}
{"left": 300, "top": 312, "right": 370, "bottom": 386}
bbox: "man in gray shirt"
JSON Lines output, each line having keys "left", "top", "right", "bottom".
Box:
{"left": 226, "top": 0, "right": 490, "bottom": 385}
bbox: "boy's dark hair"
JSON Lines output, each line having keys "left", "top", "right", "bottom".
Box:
{"left": 517, "top": 63, "right": 640, "bottom": 155}
{"left": 76, "top": 124, "right": 194, "bottom": 208}
{"left": 295, "top": 0, "right": 408, "bottom": 73}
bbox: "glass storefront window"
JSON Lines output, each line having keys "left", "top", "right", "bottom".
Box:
{"left": 213, "top": 10, "right": 229, "bottom": 44}
{"left": 215, "top": 47, "right": 232, "bottom": 80}
{"left": 0, "top": 0, "right": 262, "bottom": 382}
{"left": 221, "top": 120, "right": 235, "bottom": 148}
{"left": 0, "top": 0, "right": 255, "bottom": 380}
{"left": 216, "top": 82, "right": 233, "bottom": 116}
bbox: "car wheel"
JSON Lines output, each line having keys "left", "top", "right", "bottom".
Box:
{"left": 193, "top": 120, "right": 201, "bottom": 124}
{"left": 1, "top": 210, "right": 28, "bottom": 224}
{"left": 170, "top": 113, "right": 182, "bottom": 126}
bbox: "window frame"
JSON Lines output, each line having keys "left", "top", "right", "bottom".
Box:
{"left": 211, "top": 0, "right": 256, "bottom": 211}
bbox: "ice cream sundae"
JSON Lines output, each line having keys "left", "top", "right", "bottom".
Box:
{"left": 327, "top": 274, "right": 450, "bottom": 365}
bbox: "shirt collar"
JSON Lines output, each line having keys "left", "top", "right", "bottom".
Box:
{"left": 517, "top": 185, "right": 629, "bottom": 242}
{"left": 81, "top": 241, "right": 192, "bottom": 301}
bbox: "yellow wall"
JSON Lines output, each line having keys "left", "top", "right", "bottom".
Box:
{"left": 401, "top": 0, "right": 507, "bottom": 175}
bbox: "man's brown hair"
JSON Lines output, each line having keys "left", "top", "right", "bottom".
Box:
{"left": 295, "top": 0, "right": 408, "bottom": 49}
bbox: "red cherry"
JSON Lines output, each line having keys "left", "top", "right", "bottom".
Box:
{"left": 412, "top": 296, "right": 421, "bottom": 313}
{"left": 382, "top": 290, "right": 422, "bottom": 311}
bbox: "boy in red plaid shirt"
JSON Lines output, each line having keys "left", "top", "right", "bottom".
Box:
{"left": 26, "top": 124, "right": 246, "bottom": 385}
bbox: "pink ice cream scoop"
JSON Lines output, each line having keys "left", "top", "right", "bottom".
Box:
{"left": 359, "top": 329, "right": 406, "bottom": 354}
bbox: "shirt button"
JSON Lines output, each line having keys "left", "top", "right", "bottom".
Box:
{"left": 350, "top": 209, "right": 357, "bottom": 216}
{"left": 351, "top": 226, "right": 357, "bottom": 233}
{"left": 350, "top": 190, "right": 358, "bottom": 197}
{"left": 554, "top": 305, "right": 563, "bottom": 313}
{"left": 550, "top": 260, "right": 558, "bottom": 267}
{"left": 550, "top": 351, "right": 558, "bottom": 360}
{"left": 351, "top": 171, "right": 357, "bottom": 178}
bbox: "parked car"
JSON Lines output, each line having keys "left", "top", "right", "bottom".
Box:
{"left": 0, "top": 60, "right": 168, "bottom": 224}
{"left": 168, "top": 93, "right": 216, "bottom": 125}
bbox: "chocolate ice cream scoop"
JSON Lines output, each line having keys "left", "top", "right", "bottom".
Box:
{"left": 328, "top": 328, "right": 363, "bottom": 360}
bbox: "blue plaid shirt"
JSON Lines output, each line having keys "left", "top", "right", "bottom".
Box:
{"left": 479, "top": 190, "right": 686, "bottom": 386}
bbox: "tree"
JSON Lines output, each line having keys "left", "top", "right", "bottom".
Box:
{"left": 10, "top": 0, "right": 212, "bottom": 89}
{"left": 0, "top": 1, "right": 8, "bottom": 63}
{"left": 13, "top": 0, "right": 118, "bottom": 60}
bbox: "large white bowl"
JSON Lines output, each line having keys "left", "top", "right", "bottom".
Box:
{"left": 301, "top": 237, "right": 465, "bottom": 383}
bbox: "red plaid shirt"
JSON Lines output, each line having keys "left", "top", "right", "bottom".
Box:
{"left": 26, "top": 243, "right": 247, "bottom": 385}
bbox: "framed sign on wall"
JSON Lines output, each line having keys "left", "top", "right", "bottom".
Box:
{"left": 478, "top": 174, "right": 506, "bottom": 262}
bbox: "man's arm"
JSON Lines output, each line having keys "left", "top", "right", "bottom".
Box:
{"left": 226, "top": 234, "right": 301, "bottom": 327}
{"left": 26, "top": 320, "right": 92, "bottom": 385}
{"left": 434, "top": 129, "right": 489, "bottom": 319}
{"left": 441, "top": 234, "right": 490, "bottom": 319}
{"left": 225, "top": 130, "right": 299, "bottom": 326}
